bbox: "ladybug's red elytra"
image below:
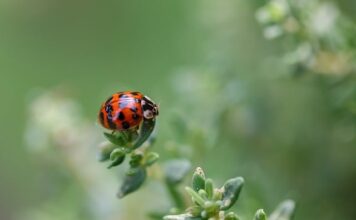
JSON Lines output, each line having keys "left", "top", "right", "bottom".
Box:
{"left": 98, "top": 91, "right": 159, "bottom": 131}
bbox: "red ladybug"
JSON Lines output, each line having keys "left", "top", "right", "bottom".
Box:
{"left": 98, "top": 91, "right": 159, "bottom": 131}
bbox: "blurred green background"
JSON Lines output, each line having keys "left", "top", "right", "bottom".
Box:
{"left": 0, "top": 0, "right": 355, "bottom": 220}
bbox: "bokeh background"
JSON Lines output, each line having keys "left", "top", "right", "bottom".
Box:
{"left": 0, "top": 0, "right": 355, "bottom": 220}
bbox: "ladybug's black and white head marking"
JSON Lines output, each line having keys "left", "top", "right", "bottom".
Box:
{"left": 142, "top": 95, "right": 159, "bottom": 120}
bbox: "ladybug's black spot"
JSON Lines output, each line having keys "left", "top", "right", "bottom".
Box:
{"left": 99, "top": 112, "right": 105, "bottom": 124}
{"left": 107, "top": 118, "right": 116, "bottom": 130}
{"left": 118, "top": 111, "right": 125, "bottom": 121}
{"left": 131, "top": 92, "right": 139, "bottom": 96}
{"left": 130, "top": 107, "right": 137, "bottom": 112}
{"left": 122, "top": 121, "right": 130, "bottom": 130}
{"left": 105, "top": 104, "right": 113, "bottom": 114}
{"left": 132, "top": 113, "right": 139, "bottom": 120}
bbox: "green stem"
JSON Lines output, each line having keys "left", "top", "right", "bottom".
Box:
{"left": 165, "top": 180, "right": 185, "bottom": 211}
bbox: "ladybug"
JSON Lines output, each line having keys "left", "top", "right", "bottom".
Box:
{"left": 98, "top": 91, "right": 159, "bottom": 131}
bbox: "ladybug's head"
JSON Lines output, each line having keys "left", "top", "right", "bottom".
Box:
{"left": 142, "top": 96, "right": 159, "bottom": 120}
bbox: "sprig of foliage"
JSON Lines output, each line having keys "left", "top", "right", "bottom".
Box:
{"left": 98, "top": 123, "right": 297, "bottom": 220}
{"left": 164, "top": 167, "right": 296, "bottom": 220}
{"left": 98, "top": 118, "right": 159, "bottom": 198}
{"left": 96, "top": 106, "right": 297, "bottom": 219}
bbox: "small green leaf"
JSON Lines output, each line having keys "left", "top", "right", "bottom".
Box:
{"left": 129, "top": 152, "right": 144, "bottom": 167}
{"left": 107, "top": 155, "right": 125, "bottom": 168}
{"left": 132, "top": 118, "right": 156, "bottom": 149}
{"left": 164, "top": 159, "right": 191, "bottom": 184}
{"left": 107, "top": 148, "right": 126, "bottom": 168}
{"left": 144, "top": 152, "right": 159, "bottom": 167}
{"left": 110, "top": 148, "right": 125, "bottom": 160}
{"left": 97, "top": 141, "right": 116, "bottom": 162}
{"left": 117, "top": 166, "right": 147, "bottom": 198}
{"left": 185, "top": 187, "right": 205, "bottom": 207}
{"left": 198, "top": 189, "right": 208, "bottom": 200}
{"left": 104, "top": 132, "right": 125, "bottom": 146}
{"left": 205, "top": 178, "right": 214, "bottom": 199}
{"left": 254, "top": 209, "right": 267, "bottom": 220}
{"left": 225, "top": 212, "right": 240, "bottom": 220}
{"left": 192, "top": 167, "right": 206, "bottom": 192}
{"left": 269, "top": 200, "right": 296, "bottom": 220}
{"left": 220, "top": 177, "right": 244, "bottom": 210}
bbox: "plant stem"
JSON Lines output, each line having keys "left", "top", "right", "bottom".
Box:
{"left": 165, "top": 180, "right": 185, "bottom": 211}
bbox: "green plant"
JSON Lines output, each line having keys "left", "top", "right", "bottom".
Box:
{"left": 163, "top": 167, "right": 295, "bottom": 220}
{"left": 96, "top": 106, "right": 296, "bottom": 219}
{"left": 96, "top": 95, "right": 296, "bottom": 219}
{"left": 98, "top": 118, "right": 159, "bottom": 198}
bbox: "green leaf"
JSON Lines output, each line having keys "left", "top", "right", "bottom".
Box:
{"left": 109, "top": 148, "right": 125, "bottom": 160}
{"left": 220, "top": 177, "right": 244, "bottom": 210}
{"left": 185, "top": 187, "right": 205, "bottom": 207}
{"left": 144, "top": 152, "right": 159, "bottom": 167}
{"left": 129, "top": 152, "right": 144, "bottom": 167}
{"left": 132, "top": 118, "right": 156, "bottom": 150}
{"left": 117, "top": 166, "right": 147, "bottom": 198}
{"left": 204, "top": 178, "right": 214, "bottom": 199}
{"left": 104, "top": 132, "right": 125, "bottom": 146}
{"left": 198, "top": 189, "right": 208, "bottom": 200}
{"left": 254, "top": 209, "right": 267, "bottom": 220}
{"left": 225, "top": 212, "right": 240, "bottom": 220}
{"left": 107, "top": 155, "right": 125, "bottom": 168}
{"left": 269, "top": 200, "right": 296, "bottom": 220}
{"left": 164, "top": 159, "right": 191, "bottom": 184}
{"left": 192, "top": 167, "right": 206, "bottom": 192}
{"left": 107, "top": 148, "right": 126, "bottom": 168}
{"left": 97, "top": 141, "right": 116, "bottom": 162}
